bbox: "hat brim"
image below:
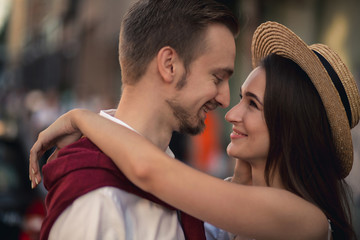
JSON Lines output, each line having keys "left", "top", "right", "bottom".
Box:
{"left": 251, "top": 21, "right": 352, "bottom": 178}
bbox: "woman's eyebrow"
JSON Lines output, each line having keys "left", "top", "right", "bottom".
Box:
{"left": 245, "top": 92, "right": 264, "bottom": 106}
{"left": 240, "top": 87, "right": 263, "bottom": 106}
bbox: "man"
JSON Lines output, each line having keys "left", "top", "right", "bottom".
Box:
{"left": 31, "top": 0, "right": 238, "bottom": 239}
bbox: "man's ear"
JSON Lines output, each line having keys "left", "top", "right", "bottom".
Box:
{"left": 157, "top": 46, "right": 179, "bottom": 83}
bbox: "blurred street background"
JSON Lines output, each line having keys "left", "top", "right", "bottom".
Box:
{"left": 0, "top": 0, "right": 359, "bottom": 239}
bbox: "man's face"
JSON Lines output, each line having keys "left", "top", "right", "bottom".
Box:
{"left": 167, "top": 23, "right": 236, "bottom": 135}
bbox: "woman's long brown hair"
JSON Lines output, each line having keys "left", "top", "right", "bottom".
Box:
{"left": 261, "top": 54, "right": 356, "bottom": 239}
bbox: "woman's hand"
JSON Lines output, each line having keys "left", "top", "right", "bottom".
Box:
{"left": 231, "top": 158, "right": 252, "bottom": 185}
{"left": 29, "top": 109, "right": 84, "bottom": 189}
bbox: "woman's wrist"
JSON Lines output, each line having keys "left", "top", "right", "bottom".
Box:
{"left": 70, "top": 108, "right": 90, "bottom": 132}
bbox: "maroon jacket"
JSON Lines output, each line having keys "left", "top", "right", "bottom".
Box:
{"left": 40, "top": 137, "right": 205, "bottom": 240}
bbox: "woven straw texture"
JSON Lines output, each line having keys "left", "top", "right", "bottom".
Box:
{"left": 251, "top": 21, "right": 360, "bottom": 178}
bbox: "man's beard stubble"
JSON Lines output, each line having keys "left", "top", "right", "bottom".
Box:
{"left": 166, "top": 99, "right": 206, "bottom": 135}
{"left": 167, "top": 71, "right": 206, "bottom": 135}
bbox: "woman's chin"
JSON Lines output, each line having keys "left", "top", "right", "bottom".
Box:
{"left": 226, "top": 144, "right": 240, "bottom": 159}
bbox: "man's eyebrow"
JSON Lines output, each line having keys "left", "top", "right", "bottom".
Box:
{"left": 214, "top": 68, "right": 234, "bottom": 77}
{"left": 222, "top": 68, "right": 234, "bottom": 77}
{"left": 240, "top": 87, "right": 264, "bottom": 106}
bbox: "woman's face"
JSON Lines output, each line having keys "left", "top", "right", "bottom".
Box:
{"left": 225, "top": 67, "right": 269, "bottom": 164}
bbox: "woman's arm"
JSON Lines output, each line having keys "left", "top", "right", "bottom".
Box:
{"left": 29, "top": 109, "right": 328, "bottom": 240}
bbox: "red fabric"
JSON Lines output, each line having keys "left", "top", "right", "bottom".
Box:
{"left": 40, "top": 137, "right": 205, "bottom": 240}
{"left": 25, "top": 198, "right": 46, "bottom": 216}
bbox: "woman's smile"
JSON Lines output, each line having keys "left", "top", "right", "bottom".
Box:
{"left": 230, "top": 128, "right": 248, "bottom": 139}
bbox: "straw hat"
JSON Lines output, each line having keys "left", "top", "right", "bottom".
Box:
{"left": 251, "top": 21, "right": 360, "bottom": 178}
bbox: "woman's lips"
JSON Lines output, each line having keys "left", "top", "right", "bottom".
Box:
{"left": 230, "top": 129, "right": 247, "bottom": 139}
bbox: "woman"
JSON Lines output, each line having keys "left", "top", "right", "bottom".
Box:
{"left": 30, "top": 22, "right": 359, "bottom": 239}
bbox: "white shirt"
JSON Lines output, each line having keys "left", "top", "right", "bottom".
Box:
{"left": 49, "top": 109, "right": 185, "bottom": 240}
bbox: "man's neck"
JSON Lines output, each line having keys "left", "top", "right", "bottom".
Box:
{"left": 113, "top": 86, "right": 174, "bottom": 152}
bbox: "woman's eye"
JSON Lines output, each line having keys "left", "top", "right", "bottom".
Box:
{"left": 249, "top": 100, "right": 258, "bottom": 109}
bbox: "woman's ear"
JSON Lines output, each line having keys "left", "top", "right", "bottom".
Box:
{"left": 157, "top": 46, "right": 178, "bottom": 83}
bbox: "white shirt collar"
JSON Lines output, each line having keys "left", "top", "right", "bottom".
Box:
{"left": 100, "top": 109, "right": 138, "bottom": 133}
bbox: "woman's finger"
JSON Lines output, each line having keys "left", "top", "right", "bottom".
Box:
{"left": 29, "top": 138, "right": 47, "bottom": 188}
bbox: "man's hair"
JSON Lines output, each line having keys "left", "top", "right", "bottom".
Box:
{"left": 262, "top": 54, "right": 356, "bottom": 240}
{"left": 119, "top": 0, "right": 239, "bottom": 85}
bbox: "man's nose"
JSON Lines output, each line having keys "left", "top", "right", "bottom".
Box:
{"left": 215, "top": 82, "right": 230, "bottom": 108}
